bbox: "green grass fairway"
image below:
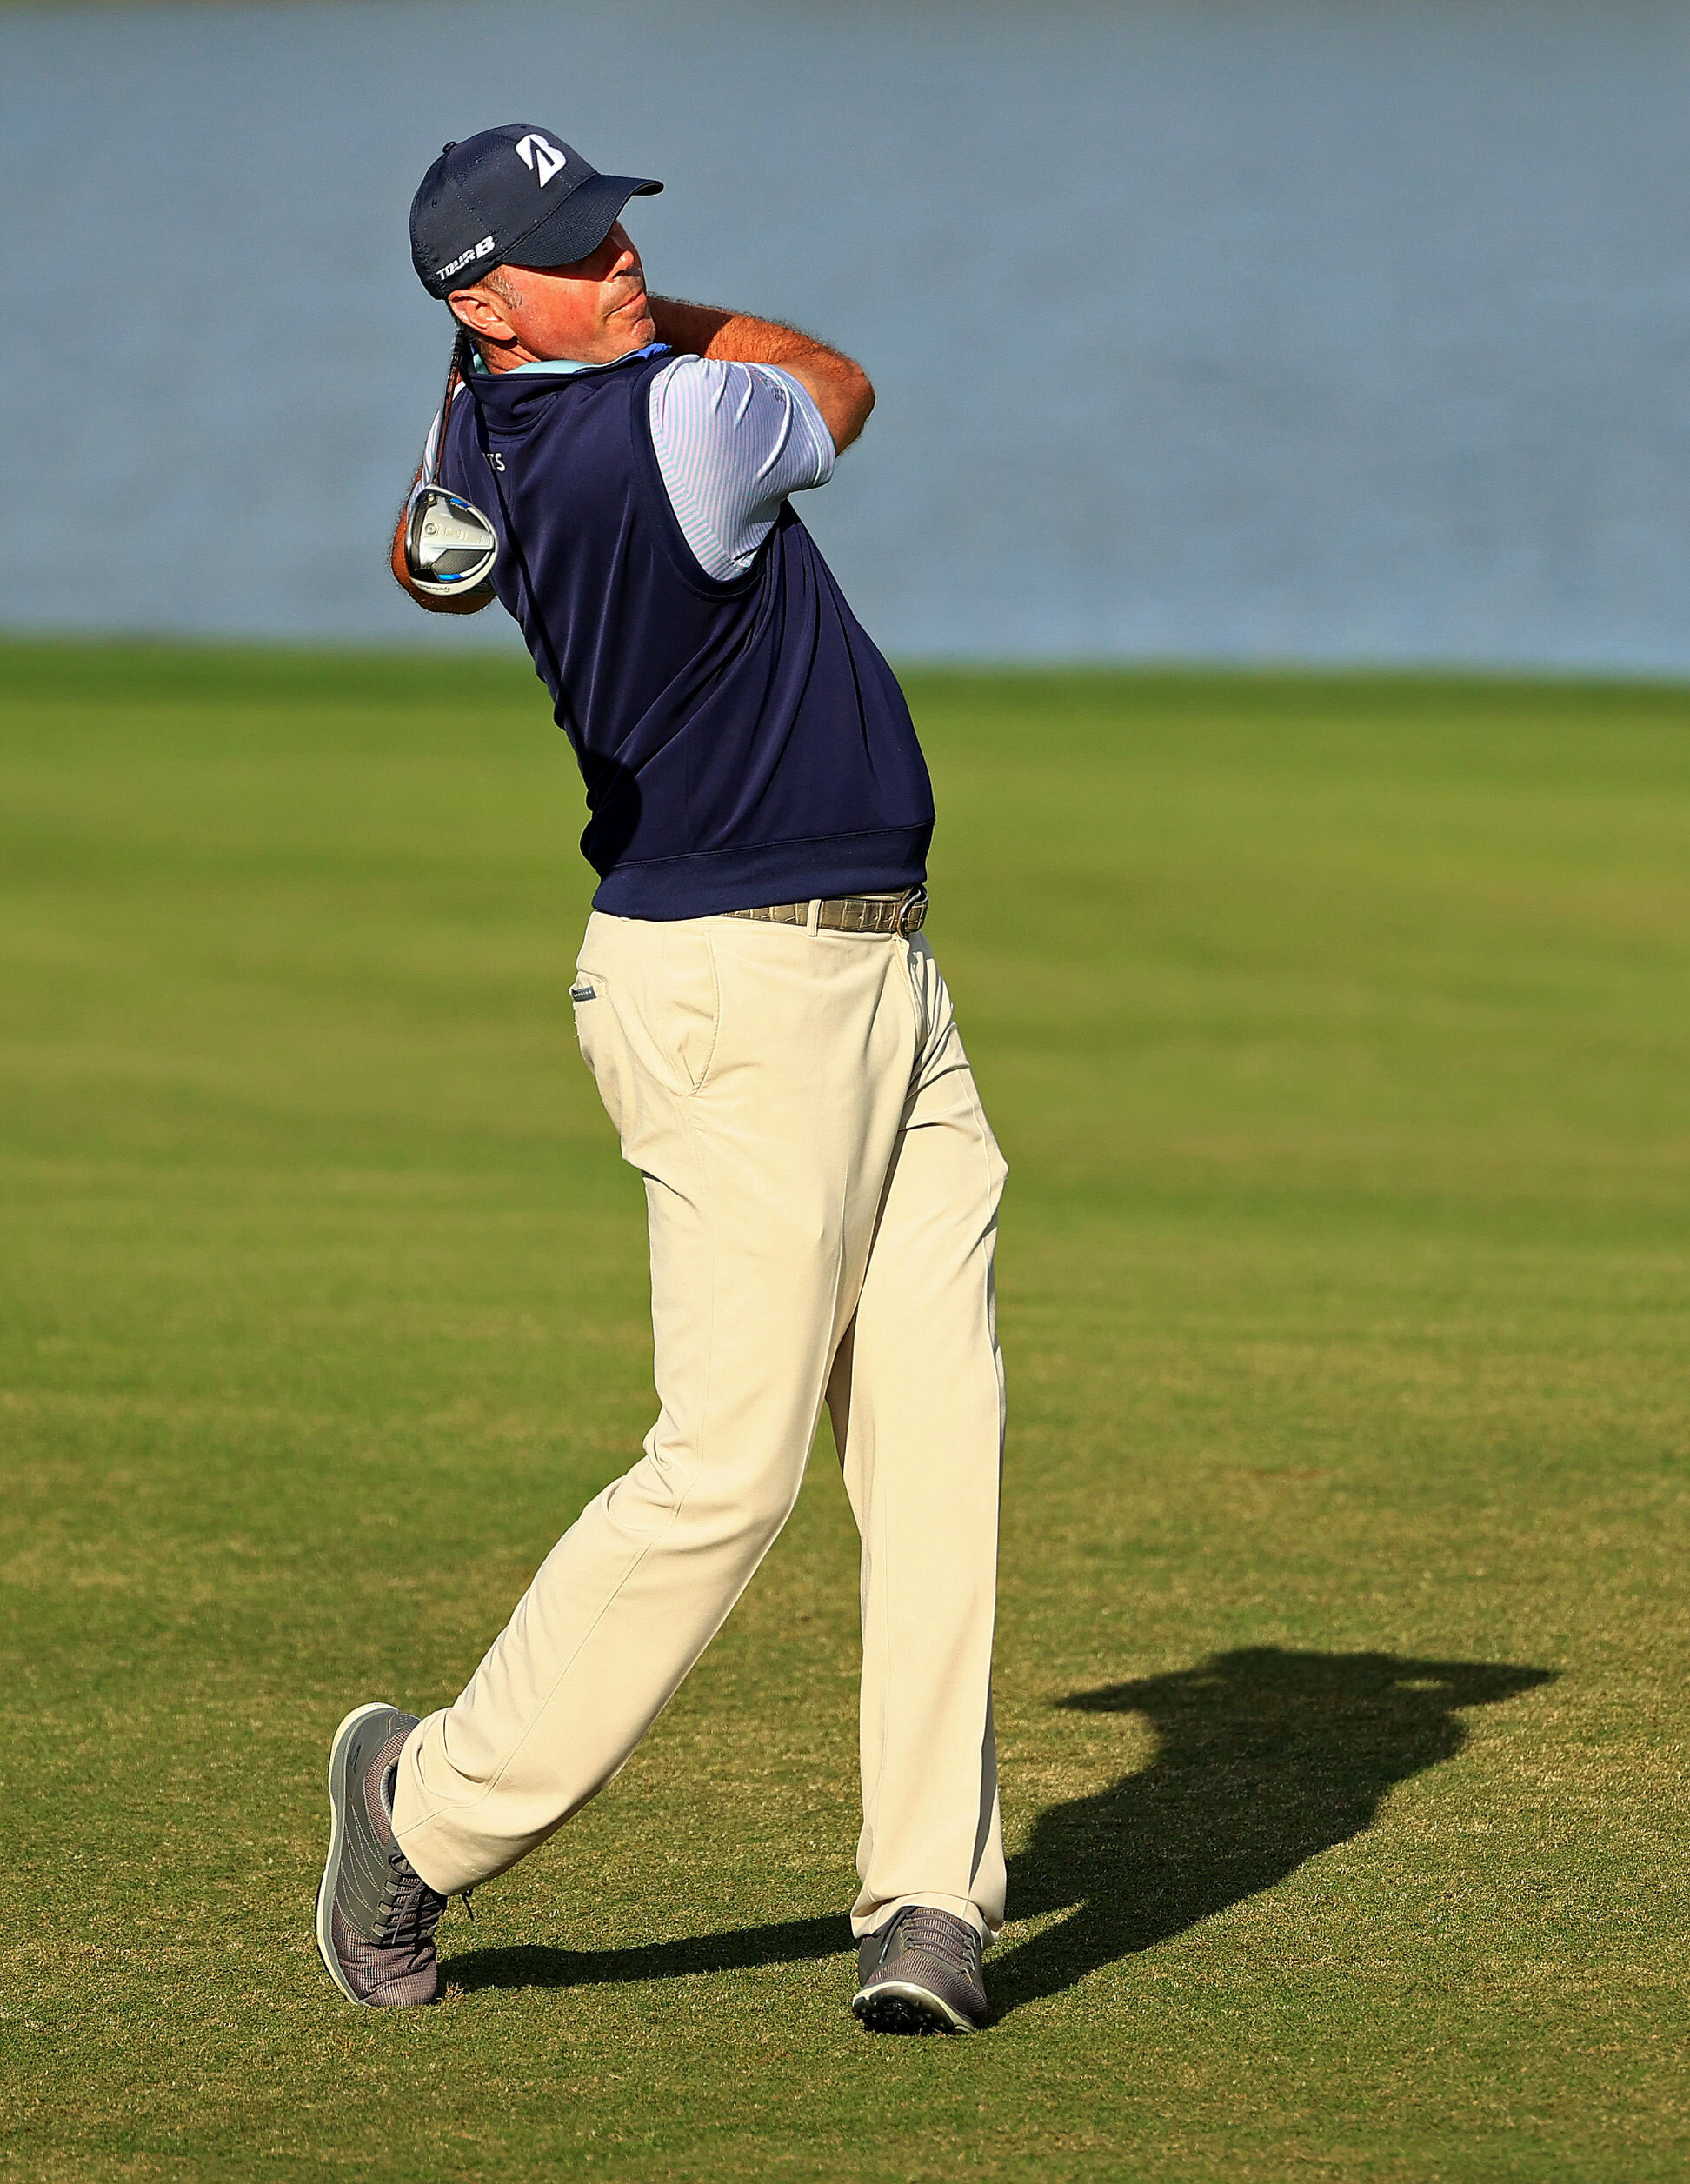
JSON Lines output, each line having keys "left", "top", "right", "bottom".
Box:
{"left": 3, "top": 644, "right": 1688, "bottom": 2182}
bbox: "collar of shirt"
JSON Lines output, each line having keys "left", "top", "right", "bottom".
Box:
{"left": 469, "top": 343, "right": 670, "bottom": 378}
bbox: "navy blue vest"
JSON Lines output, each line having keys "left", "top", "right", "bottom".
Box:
{"left": 441, "top": 349, "right": 935, "bottom": 919}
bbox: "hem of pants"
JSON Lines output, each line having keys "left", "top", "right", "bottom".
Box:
{"left": 394, "top": 1821, "right": 460, "bottom": 1899}
{"left": 391, "top": 1719, "right": 465, "bottom": 1897}
{"left": 852, "top": 1892, "right": 994, "bottom": 1946}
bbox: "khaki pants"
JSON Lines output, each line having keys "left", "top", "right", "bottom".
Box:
{"left": 392, "top": 908, "right": 1008, "bottom": 1940}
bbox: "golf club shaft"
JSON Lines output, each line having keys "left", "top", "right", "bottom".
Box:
{"left": 422, "top": 325, "right": 470, "bottom": 491}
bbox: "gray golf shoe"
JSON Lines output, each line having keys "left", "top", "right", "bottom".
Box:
{"left": 316, "top": 1702, "right": 448, "bottom": 2008}
{"left": 851, "top": 1906, "right": 988, "bottom": 2034}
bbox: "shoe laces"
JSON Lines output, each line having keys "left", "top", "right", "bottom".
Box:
{"left": 893, "top": 1907, "right": 981, "bottom": 1973}
{"left": 374, "top": 1842, "right": 449, "bottom": 1949}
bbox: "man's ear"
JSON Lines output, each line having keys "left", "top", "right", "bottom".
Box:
{"left": 448, "top": 286, "right": 517, "bottom": 344}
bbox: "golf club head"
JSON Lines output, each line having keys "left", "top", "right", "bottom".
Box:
{"left": 404, "top": 484, "right": 499, "bottom": 596}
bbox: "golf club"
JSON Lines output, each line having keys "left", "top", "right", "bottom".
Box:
{"left": 403, "top": 326, "right": 500, "bottom": 597}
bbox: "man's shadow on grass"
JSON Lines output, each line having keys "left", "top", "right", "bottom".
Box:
{"left": 991, "top": 1646, "right": 1554, "bottom": 2014}
{"left": 446, "top": 1647, "right": 1554, "bottom": 2010}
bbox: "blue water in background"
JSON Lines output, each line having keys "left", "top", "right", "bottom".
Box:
{"left": 5, "top": 0, "right": 1689, "bottom": 666}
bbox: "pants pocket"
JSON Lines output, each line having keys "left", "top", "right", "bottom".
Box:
{"left": 569, "top": 970, "right": 605, "bottom": 1051}
{"left": 660, "top": 926, "right": 722, "bottom": 1095}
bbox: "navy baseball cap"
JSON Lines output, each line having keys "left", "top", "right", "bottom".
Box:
{"left": 410, "top": 125, "right": 662, "bottom": 299}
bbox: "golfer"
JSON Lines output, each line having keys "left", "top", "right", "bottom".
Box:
{"left": 316, "top": 125, "right": 1008, "bottom": 2035}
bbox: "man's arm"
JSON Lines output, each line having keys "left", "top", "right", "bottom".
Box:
{"left": 648, "top": 300, "right": 875, "bottom": 454}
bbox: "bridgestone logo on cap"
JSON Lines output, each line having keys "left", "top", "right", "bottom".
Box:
{"left": 516, "top": 135, "right": 567, "bottom": 185}
{"left": 437, "top": 235, "right": 496, "bottom": 282}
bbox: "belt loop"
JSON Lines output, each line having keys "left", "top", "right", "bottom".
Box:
{"left": 806, "top": 896, "right": 823, "bottom": 936}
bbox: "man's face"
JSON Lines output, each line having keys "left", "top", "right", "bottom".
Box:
{"left": 451, "top": 223, "right": 655, "bottom": 368}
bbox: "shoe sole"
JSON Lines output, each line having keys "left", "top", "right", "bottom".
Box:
{"left": 851, "top": 1978, "right": 979, "bottom": 2035}
{"left": 316, "top": 1700, "right": 405, "bottom": 2009}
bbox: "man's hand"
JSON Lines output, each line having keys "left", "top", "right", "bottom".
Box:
{"left": 649, "top": 299, "right": 875, "bottom": 454}
{"left": 389, "top": 478, "right": 496, "bottom": 614}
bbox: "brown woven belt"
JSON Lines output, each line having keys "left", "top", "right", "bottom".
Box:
{"left": 724, "top": 886, "right": 928, "bottom": 937}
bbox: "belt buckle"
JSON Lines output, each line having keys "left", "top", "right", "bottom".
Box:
{"left": 895, "top": 885, "right": 928, "bottom": 937}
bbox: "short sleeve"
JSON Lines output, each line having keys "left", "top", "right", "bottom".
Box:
{"left": 647, "top": 355, "right": 836, "bottom": 581}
